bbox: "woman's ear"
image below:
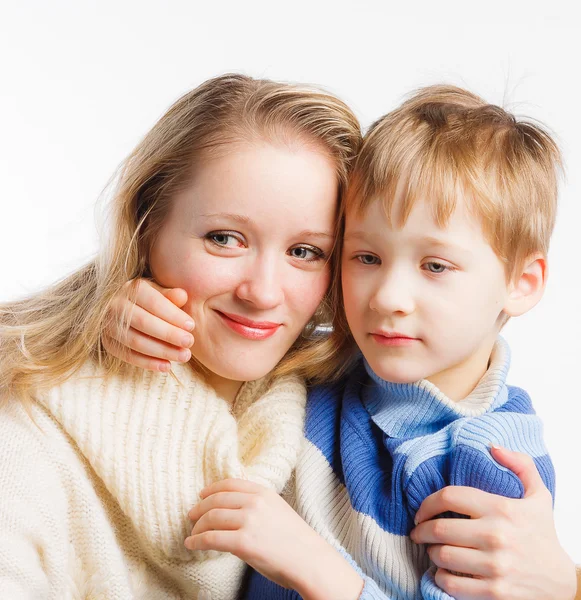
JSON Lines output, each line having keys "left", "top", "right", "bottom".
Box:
{"left": 503, "top": 253, "right": 548, "bottom": 318}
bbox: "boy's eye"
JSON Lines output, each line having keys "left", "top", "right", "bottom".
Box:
{"left": 423, "top": 261, "right": 450, "bottom": 274}
{"left": 206, "top": 231, "right": 244, "bottom": 248}
{"left": 356, "top": 254, "right": 380, "bottom": 266}
{"left": 289, "top": 245, "right": 325, "bottom": 261}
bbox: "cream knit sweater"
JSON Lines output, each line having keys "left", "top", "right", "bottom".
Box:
{"left": 0, "top": 361, "right": 307, "bottom": 600}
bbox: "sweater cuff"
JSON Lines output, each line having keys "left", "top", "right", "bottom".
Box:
{"left": 358, "top": 577, "right": 387, "bottom": 600}
{"left": 420, "top": 567, "right": 456, "bottom": 600}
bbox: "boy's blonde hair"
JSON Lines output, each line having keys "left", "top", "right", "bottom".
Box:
{"left": 327, "top": 84, "right": 563, "bottom": 376}
{"left": 347, "top": 84, "right": 562, "bottom": 282}
{"left": 0, "top": 74, "right": 362, "bottom": 405}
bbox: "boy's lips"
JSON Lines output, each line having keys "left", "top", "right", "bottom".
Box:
{"left": 370, "top": 331, "right": 420, "bottom": 347}
{"left": 215, "top": 310, "right": 282, "bottom": 340}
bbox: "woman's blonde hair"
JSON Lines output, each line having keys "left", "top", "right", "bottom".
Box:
{"left": 0, "top": 74, "right": 362, "bottom": 405}
{"left": 327, "top": 84, "right": 563, "bottom": 374}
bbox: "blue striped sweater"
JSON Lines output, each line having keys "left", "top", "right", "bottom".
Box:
{"left": 243, "top": 338, "right": 555, "bottom": 599}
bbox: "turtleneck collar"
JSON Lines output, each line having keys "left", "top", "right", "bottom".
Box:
{"left": 38, "top": 360, "right": 306, "bottom": 563}
{"left": 362, "top": 337, "right": 511, "bottom": 439}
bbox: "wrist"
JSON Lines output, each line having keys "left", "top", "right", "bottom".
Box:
{"left": 293, "top": 537, "right": 364, "bottom": 600}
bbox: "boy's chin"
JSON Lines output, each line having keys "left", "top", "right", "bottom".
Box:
{"left": 367, "top": 359, "right": 427, "bottom": 385}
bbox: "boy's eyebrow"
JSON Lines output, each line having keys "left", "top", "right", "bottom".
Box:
{"left": 343, "top": 231, "right": 369, "bottom": 242}
{"left": 420, "top": 236, "right": 472, "bottom": 255}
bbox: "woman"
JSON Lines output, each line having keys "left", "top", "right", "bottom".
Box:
{"left": 0, "top": 74, "right": 362, "bottom": 599}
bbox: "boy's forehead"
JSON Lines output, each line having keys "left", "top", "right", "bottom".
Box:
{"left": 344, "top": 194, "right": 489, "bottom": 254}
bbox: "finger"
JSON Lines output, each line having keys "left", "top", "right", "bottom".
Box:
{"left": 415, "top": 487, "right": 500, "bottom": 524}
{"left": 428, "top": 545, "right": 492, "bottom": 578}
{"left": 128, "top": 305, "right": 195, "bottom": 349}
{"left": 489, "top": 446, "right": 546, "bottom": 498}
{"left": 109, "top": 325, "right": 191, "bottom": 363}
{"left": 102, "top": 335, "right": 171, "bottom": 372}
{"left": 163, "top": 287, "right": 188, "bottom": 308}
{"left": 199, "top": 479, "right": 263, "bottom": 500}
{"left": 188, "top": 491, "right": 248, "bottom": 522}
{"left": 190, "top": 508, "right": 244, "bottom": 536}
{"left": 111, "top": 304, "right": 194, "bottom": 355}
{"left": 411, "top": 518, "right": 481, "bottom": 548}
{"left": 131, "top": 279, "right": 194, "bottom": 331}
{"left": 434, "top": 567, "right": 494, "bottom": 600}
{"left": 184, "top": 530, "right": 244, "bottom": 553}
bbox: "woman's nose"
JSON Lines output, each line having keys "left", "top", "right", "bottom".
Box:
{"left": 235, "top": 259, "right": 285, "bottom": 310}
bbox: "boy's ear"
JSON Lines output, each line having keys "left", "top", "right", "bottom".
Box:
{"left": 503, "top": 253, "right": 547, "bottom": 318}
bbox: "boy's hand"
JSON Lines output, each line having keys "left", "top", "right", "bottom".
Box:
{"left": 102, "top": 278, "right": 195, "bottom": 372}
{"left": 185, "top": 479, "right": 364, "bottom": 600}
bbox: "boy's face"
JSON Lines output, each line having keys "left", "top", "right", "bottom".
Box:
{"left": 342, "top": 192, "right": 511, "bottom": 390}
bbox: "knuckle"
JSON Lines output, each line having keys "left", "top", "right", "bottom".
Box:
{"left": 488, "top": 580, "right": 507, "bottom": 599}
{"left": 439, "top": 487, "right": 456, "bottom": 506}
{"left": 247, "top": 495, "right": 263, "bottom": 512}
{"left": 484, "top": 529, "right": 507, "bottom": 550}
{"left": 486, "top": 557, "right": 506, "bottom": 579}
{"left": 438, "top": 545, "right": 454, "bottom": 567}
{"left": 436, "top": 569, "right": 459, "bottom": 595}
{"left": 432, "top": 519, "right": 449, "bottom": 539}
{"left": 235, "top": 531, "right": 256, "bottom": 560}
{"left": 495, "top": 497, "right": 513, "bottom": 518}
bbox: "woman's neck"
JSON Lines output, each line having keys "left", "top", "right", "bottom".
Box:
{"left": 203, "top": 371, "right": 244, "bottom": 404}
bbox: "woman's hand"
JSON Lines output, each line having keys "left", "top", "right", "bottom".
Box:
{"left": 411, "top": 446, "right": 577, "bottom": 600}
{"left": 185, "top": 479, "right": 364, "bottom": 600}
{"left": 102, "top": 279, "right": 195, "bottom": 372}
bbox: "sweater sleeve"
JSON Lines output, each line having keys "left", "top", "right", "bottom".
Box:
{"left": 0, "top": 403, "right": 68, "bottom": 599}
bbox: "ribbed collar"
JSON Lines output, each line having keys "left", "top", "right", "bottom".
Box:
{"left": 362, "top": 337, "right": 511, "bottom": 439}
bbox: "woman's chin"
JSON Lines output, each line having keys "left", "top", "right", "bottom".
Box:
{"left": 192, "top": 352, "right": 284, "bottom": 384}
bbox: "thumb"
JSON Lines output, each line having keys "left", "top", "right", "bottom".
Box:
{"left": 490, "top": 445, "right": 545, "bottom": 497}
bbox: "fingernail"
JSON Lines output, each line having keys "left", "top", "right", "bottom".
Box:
{"left": 178, "top": 349, "right": 191, "bottom": 362}
{"left": 159, "top": 362, "right": 171, "bottom": 373}
{"left": 184, "top": 320, "right": 195, "bottom": 332}
{"left": 181, "top": 334, "right": 194, "bottom": 347}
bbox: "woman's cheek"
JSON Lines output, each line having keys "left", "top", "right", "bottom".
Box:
{"left": 290, "top": 270, "right": 331, "bottom": 323}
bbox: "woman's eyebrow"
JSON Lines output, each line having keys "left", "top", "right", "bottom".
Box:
{"left": 297, "top": 230, "right": 334, "bottom": 240}
{"left": 199, "top": 212, "right": 251, "bottom": 224}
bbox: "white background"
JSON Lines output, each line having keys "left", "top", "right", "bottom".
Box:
{"left": 1, "top": 0, "right": 579, "bottom": 562}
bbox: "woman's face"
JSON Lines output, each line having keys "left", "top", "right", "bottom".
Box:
{"left": 150, "top": 139, "right": 338, "bottom": 390}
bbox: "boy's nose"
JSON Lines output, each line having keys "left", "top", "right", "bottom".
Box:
{"left": 369, "top": 276, "right": 415, "bottom": 316}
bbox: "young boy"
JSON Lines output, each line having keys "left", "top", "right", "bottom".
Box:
{"left": 242, "top": 85, "right": 560, "bottom": 599}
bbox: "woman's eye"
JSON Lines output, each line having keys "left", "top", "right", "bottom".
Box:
{"left": 289, "top": 245, "right": 324, "bottom": 261}
{"left": 424, "top": 261, "right": 449, "bottom": 274}
{"left": 206, "top": 232, "right": 244, "bottom": 248}
{"left": 356, "top": 254, "right": 380, "bottom": 266}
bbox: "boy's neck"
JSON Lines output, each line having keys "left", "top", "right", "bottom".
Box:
{"left": 425, "top": 337, "right": 497, "bottom": 402}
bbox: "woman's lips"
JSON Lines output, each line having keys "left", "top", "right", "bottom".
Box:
{"left": 215, "top": 310, "right": 282, "bottom": 340}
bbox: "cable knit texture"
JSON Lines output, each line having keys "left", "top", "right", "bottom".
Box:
{"left": 245, "top": 337, "right": 555, "bottom": 599}
{"left": 0, "top": 360, "right": 307, "bottom": 599}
